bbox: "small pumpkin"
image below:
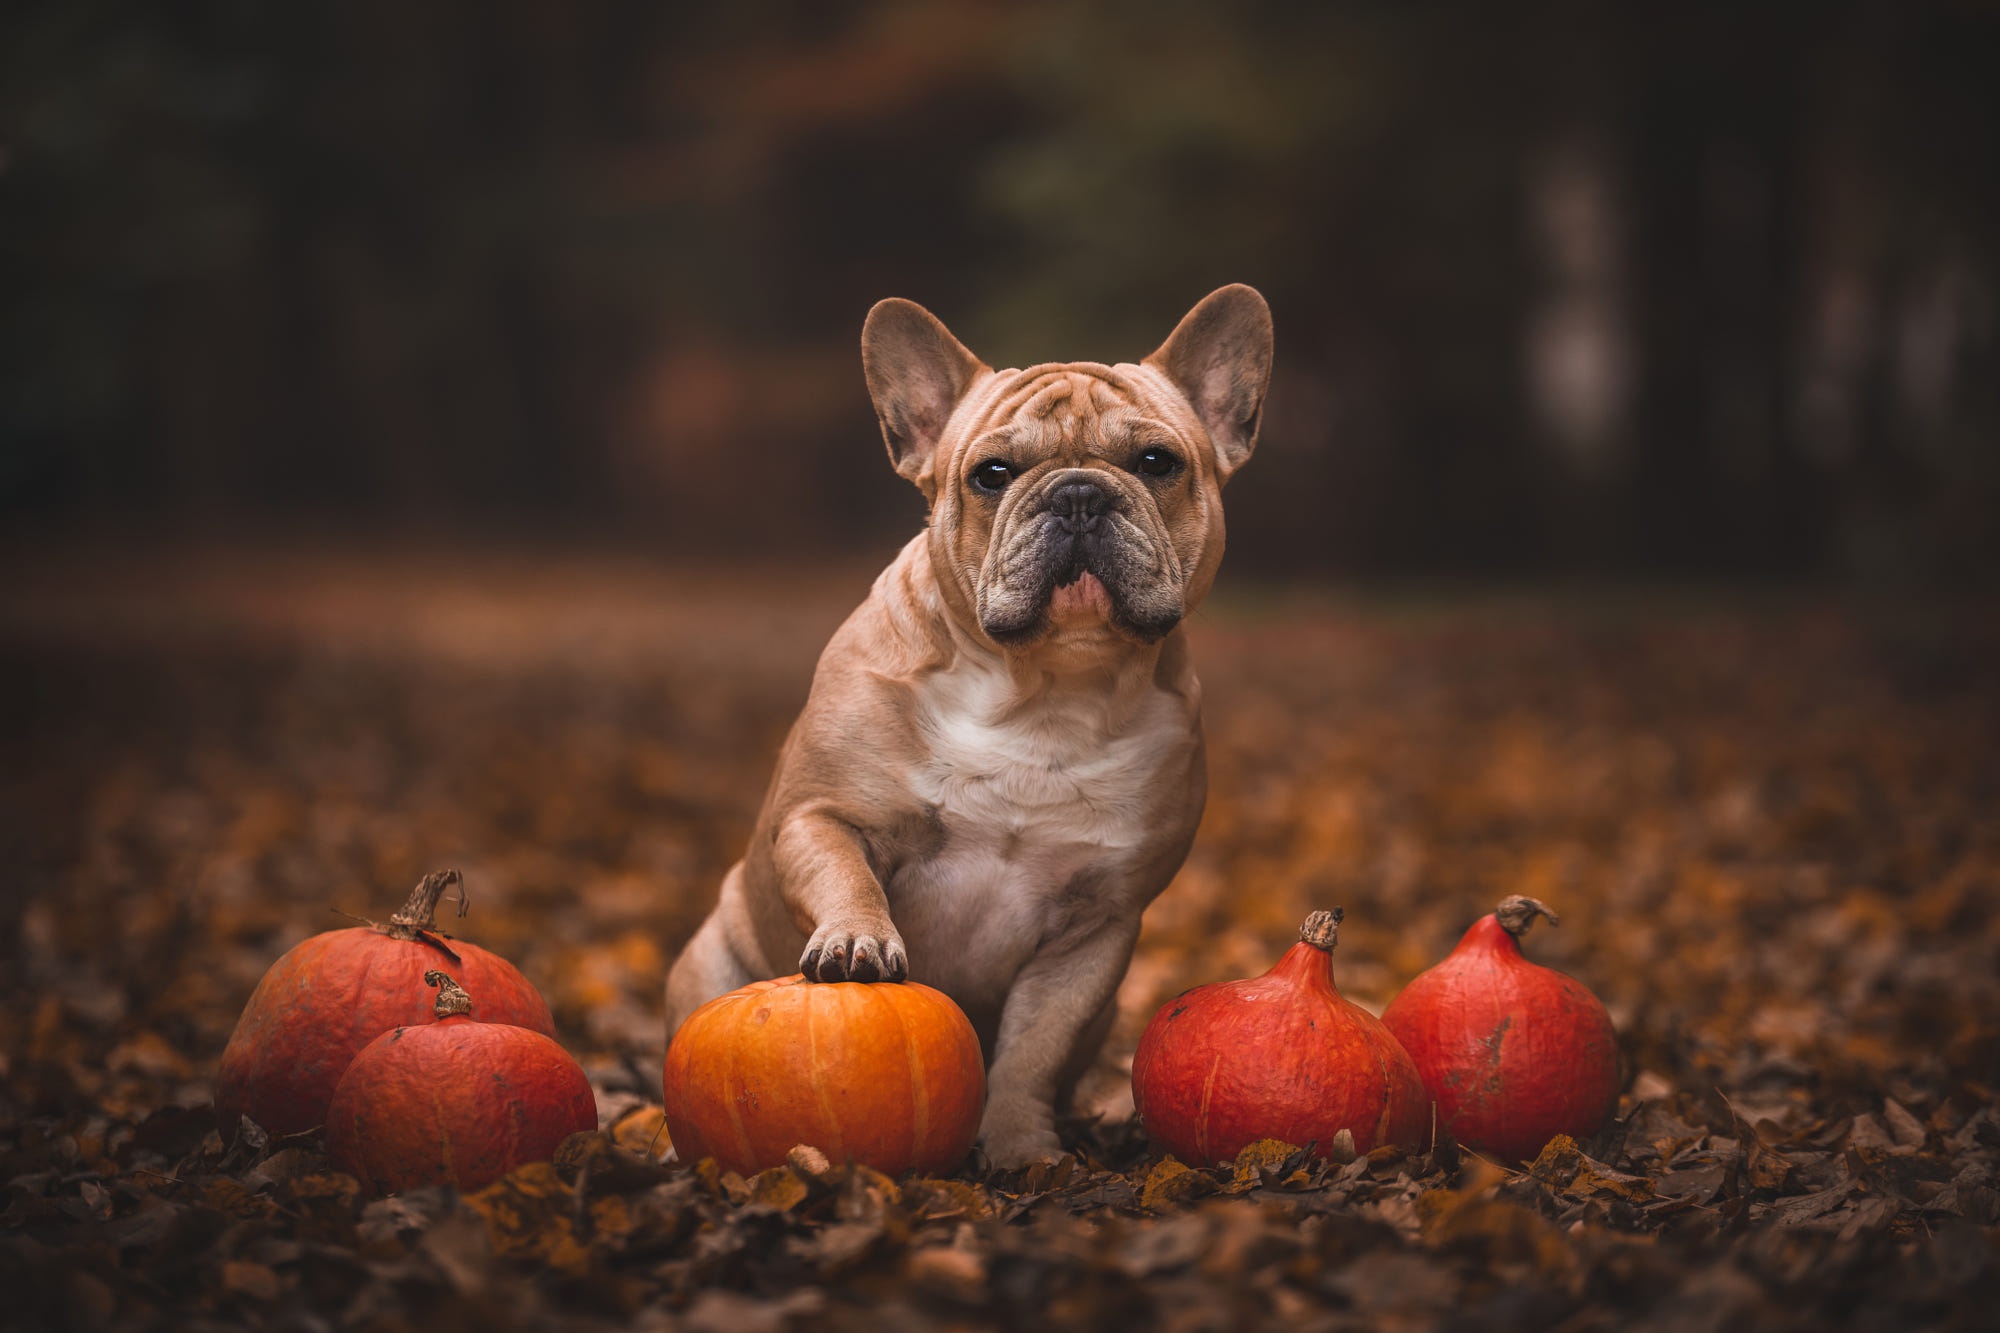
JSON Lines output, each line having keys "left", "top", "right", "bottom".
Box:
{"left": 214, "top": 870, "right": 556, "bottom": 1138}
{"left": 1132, "top": 908, "right": 1430, "bottom": 1166}
{"left": 1382, "top": 895, "right": 1620, "bottom": 1163}
{"left": 326, "top": 970, "right": 598, "bottom": 1194}
{"left": 662, "top": 975, "right": 984, "bottom": 1177}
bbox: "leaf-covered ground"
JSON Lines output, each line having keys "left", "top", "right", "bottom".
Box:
{"left": 3, "top": 550, "right": 1997, "bottom": 1330}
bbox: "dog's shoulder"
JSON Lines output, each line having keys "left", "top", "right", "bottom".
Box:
{"left": 812, "top": 534, "right": 956, "bottom": 686}
{"left": 762, "top": 536, "right": 951, "bottom": 814}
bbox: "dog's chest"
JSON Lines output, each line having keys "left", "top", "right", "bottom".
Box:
{"left": 891, "top": 664, "right": 1190, "bottom": 998}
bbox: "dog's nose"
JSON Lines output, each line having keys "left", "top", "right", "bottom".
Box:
{"left": 1048, "top": 477, "right": 1113, "bottom": 534}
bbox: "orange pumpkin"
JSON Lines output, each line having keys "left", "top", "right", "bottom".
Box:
{"left": 662, "top": 975, "right": 984, "bottom": 1177}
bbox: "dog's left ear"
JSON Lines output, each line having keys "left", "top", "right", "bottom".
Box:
{"left": 863, "top": 299, "right": 989, "bottom": 496}
{"left": 1145, "top": 285, "right": 1273, "bottom": 482}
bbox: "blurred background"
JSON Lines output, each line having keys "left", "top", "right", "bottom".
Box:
{"left": 5, "top": 0, "right": 1997, "bottom": 581}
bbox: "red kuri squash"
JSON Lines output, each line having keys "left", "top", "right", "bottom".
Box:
{"left": 1382, "top": 895, "right": 1620, "bottom": 1163}
{"left": 326, "top": 970, "right": 597, "bottom": 1193}
{"left": 1133, "top": 909, "right": 1430, "bottom": 1165}
{"left": 215, "top": 870, "right": 556, "bottom": 1138}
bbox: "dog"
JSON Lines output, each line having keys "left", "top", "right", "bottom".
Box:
{"left": 665, "top": 285, "right": 1272, "bottom": 1167}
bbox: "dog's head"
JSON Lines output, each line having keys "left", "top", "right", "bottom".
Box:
{"left": 861, "top": 286, "right": 1272, "bottom": 652}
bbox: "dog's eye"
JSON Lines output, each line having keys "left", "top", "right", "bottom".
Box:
{"left": 1134, "top": 447, "right": 1182, "bottom": 478}
{"left": 970, "top": 460, "right": 1014, "bottom": 493}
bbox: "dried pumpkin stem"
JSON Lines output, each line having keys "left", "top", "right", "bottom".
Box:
{"left": 424, "top": 969, "right": 474, "bottom": 1018}
{"left": 1496, "top": 895, "right": 1559, "bottom": 937}
{"left": 1300, "top": 908, "right": 1344, "bottom": 952}
{"left": 385, "top": 869, "right": 467, "bottom": 940}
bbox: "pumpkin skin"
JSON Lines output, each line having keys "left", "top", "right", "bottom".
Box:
{"left": 326, "top": 971, "right": 597, "bottom": 1194}
{"left": 1132, "top": 910, "right": 1430, "bottom": 1166}
{"left": 1382, "top": 896, "right": 1620, "bottom": 1164}
{"left": 214, "top": 872, "right": 556, "bottom": 1138}
{"left": 662, "top": 975, "right": 984, "bottom": 1177}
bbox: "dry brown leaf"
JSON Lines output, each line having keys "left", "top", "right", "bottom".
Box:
{"left": 1139, "top": 1157, "right": 1210, "bottom": 1211}
{"left": 745, "top": 1165, "right": 810, "bottom": 1212}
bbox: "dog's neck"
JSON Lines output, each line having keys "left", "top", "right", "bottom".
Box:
{"left": 982, "top": 625, "right": 1170, "bottom": 714}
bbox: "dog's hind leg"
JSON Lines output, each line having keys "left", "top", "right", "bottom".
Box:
{"left": 1053, "top": 997, "right": 1118, "bottom": 1114}
{"left": 664, "top": 867, "right": 759, "bottom": 1040}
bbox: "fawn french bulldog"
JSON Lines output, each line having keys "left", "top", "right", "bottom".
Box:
{"left": 666, "top": 285, "right": 1272, "bottom": 1167}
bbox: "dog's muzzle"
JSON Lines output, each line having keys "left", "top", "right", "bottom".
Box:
{"left": 977, "top": 469, "right": 1184, "bottom": 643}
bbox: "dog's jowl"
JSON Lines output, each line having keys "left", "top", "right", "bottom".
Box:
{"left": 666, "top": 286, "right": 1273, "bottom": 1168}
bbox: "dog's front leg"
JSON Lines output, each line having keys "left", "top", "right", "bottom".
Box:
{"left": 774, "top": 807, "right": 908, "bottom": 983}
{"left": 978, "top": 920, "right": 1140, "bottom": 1168}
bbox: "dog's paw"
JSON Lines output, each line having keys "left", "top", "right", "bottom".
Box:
{"left": 979, "top": 1128, "right": 1065, "bottom": 1171}
{"left": 800, "top": 923, "right": 908, "bottom": 983}
{"left": 977, "top": 1105, "right": 1064, "bottom": 1169}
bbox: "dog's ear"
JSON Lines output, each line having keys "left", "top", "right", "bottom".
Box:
{"left": 862, "top": 299, "right": 989, "bottom": 494}
{"left": 1145, "top": 285, "right": 1273, "bottom": 482}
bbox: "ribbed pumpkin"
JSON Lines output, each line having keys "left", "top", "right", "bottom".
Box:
{"left": 1132, "top": 909, "right": 1430, "bottom": 1166}
{"left": 326, "top": 971, "right": 598, "bottom": 1194}
{"left": 214, "top": 871, "right": 556, "bottom": 1138}
{"left": 1382, "top": 895, "right": 1620, "bottom": 1163}
{"left": 662, "top": 975, "right": 984, "bottom": 1177}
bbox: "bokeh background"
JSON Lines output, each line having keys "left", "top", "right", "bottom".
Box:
{"left": 5, "top": 0, "right": 1997, "bottom": 1101}
{"left": 4, "top": 6, "right": 2000, "bottom": 1326}
{"left": 5, "top": 0, "right": 1998, "bottom": 579}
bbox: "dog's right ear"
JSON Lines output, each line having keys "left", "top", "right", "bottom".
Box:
{"left": 862, "top": 299, "right": 988, "bottom": 495}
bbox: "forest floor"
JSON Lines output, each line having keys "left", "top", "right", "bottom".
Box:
{"left": 2, "top": 546, "right": 1997, "bottom": 1331}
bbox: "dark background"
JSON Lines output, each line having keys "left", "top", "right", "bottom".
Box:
{"left": 4, "top": 8, "right": 2000, "bottom": 1325}
{"left": 3, "top": 0, "right": 1997, "bottom": 580}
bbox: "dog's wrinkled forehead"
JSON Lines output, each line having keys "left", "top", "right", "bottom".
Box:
{"left": 949, "top": 363, "right": 1196, "bottom": 464}
{"left": 1018, "top": 369, "right": 1126, "bottom": 431}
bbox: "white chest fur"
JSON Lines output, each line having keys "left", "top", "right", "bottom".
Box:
{"left": 889, "top": 654, "right": 1192, "bottom": 1026}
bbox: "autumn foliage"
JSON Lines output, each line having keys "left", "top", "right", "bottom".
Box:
{"left": 3, "top": 558, "right": 1997, "bottom": 1329}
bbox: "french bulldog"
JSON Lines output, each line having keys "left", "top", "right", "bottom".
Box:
{"left": 665, "top": 285, "right": 1273, "bottom": 1167}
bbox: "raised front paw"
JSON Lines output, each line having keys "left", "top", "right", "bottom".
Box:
{"left": 800, "top": 921, "right": 908, "bottom": 983}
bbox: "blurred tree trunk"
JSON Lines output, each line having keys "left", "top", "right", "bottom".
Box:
{"left": 1624, "top": 9, "right": 1824, "bottom": 575}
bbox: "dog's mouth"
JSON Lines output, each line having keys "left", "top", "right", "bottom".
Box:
{"left": 979, "top": 525, "right": 1182, "bottom": 647}
{"left": 1048, "top": 568, "right": 1114, "bottom": 620}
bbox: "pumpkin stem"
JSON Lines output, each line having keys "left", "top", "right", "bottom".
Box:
{"left": 385, "top": 870, "right": 468, "bottom": 941}
{"left": 1299, "top": 908, "right": 1344, "bottom": 952}
{"left": 424, "top": 969, "right": 474, "bottom": 1018}
{"left": 1495, "top": 895, "right": 1559, "bottom": 937}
